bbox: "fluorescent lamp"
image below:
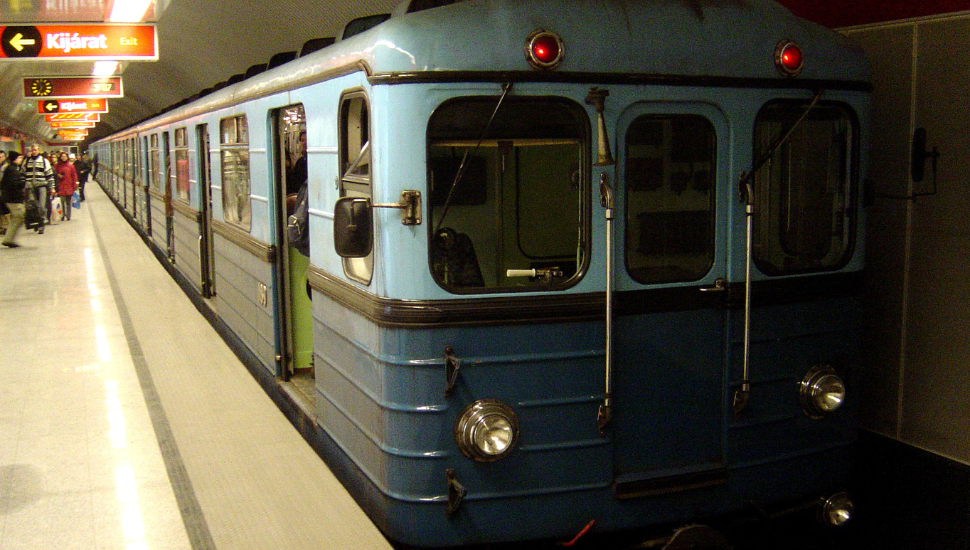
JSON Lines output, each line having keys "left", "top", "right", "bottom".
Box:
{"left": 109, "top": 0, "right": 154, "bottom": 22}
{"left": 93, "top": 61, "right": 119, "bottom": 76}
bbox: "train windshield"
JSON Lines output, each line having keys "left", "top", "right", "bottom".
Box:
{"left": 752, "top": 101, "right": 857, "bottom": 275}
{"left": 427, "top": 96, "right": 589, "bottom": 292}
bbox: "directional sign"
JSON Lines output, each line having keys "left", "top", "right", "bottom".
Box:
{"left": 38, "top": 98, "right": 108, "bottom": 114}
{"left": 58, "top": 129, "right": 88, "bottom": 141}
{"left": 49, "top": 121, "right": 96, "bottom": 129}
{"left": 0, "top": 24, "right": 157, "bottom": 60}
{"left": 46, "top": 113, "right": 100, "bottom": 123}
{"left": 24, "top": 77, "right": 123, "bottom": 99}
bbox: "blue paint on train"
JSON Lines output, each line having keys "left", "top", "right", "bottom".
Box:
{"left": 92, "top": 0, "right": 870, "bottom": 546}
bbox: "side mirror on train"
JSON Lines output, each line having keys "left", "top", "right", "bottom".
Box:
{"left": 333, "top": 197, "right": 373, "bottom": 258}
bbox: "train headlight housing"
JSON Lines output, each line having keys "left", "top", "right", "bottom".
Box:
{"left": 799, "top": 365, "right": 846, "bottom": 418}
{"left": 455, "top": 399, "right": 519, "bottom": 462}
{"left": 819, "top": 492, "right": 854, "bottom": 527}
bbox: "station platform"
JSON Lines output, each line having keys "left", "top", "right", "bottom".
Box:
{"left": 0, "top": 182, "right": 393, "bottom": 550}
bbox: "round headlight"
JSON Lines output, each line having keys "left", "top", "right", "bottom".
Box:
{"left": 455, "top": 399, "right": 519, "bottom": 462}
{"left": 819, "top": 492, "right": 854, "bottom": 527}
{"left": 799, "top": 365, "right": 846, "bottom": 418}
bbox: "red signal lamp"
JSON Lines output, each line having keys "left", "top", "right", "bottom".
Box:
{"left": 526, "top": 30, "right": 564, "bottom": 70}
{"left": 775, "top": 39, "right": 804, "bottom": 77}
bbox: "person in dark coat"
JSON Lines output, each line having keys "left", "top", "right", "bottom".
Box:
{"left": 74, "top": 152, "right": 91, "bottom": 201}
{"left": 1, "top": 151, "right": 27, "bottom": 247}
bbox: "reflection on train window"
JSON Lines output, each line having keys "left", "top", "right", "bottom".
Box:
{"left": 149, "top": 133, "right": 161, "bottom": 192}
{"left": 174, "top": 127, "right": 190, "bottom": 203}
{"left": 753, "top": 101, "right": 855, "bottom": 275}
{"left": 220, "top": 115, "right": 252, "bottom": 230}
{"left": 624, "top": 115, "right": 715, "bottom": 284}
{"left": 427, "top": 96, "right": 589, "bottom": 292}
{"left": 339, "top": 92, "right": 373, "bottom": 284}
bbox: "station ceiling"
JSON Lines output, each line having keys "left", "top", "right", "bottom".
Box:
{"left": 0, "top": 0, "right": 959, "bottom": 147}
{"left": 0, "top": 0, "right": 400, "bottom": 145}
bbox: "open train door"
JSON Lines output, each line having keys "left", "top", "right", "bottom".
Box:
{"left": 272, "top": 105, "right": 313, "bottom": 384}
{"left": 608, "top": 102, "right": 730, "bottom": 498}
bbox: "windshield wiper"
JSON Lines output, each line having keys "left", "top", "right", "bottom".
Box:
{"left": 434, "top": 82, "right": 513, "bottom": 234}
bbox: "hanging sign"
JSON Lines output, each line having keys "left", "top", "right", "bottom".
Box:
{"left": 25, "top": 76, "right": 122, "bottom": 99}
{"left": 46, "top": 113, "right": 100, "bottom": 123}
{"left": 38, "top": 98, "right": 108, "bottom": 114}
{"left": 50, "top": 121, "right": 96, "bottom": 129}
{"left": 58, "top": 129, "right": 88, "bottom": 141}
{"left": 0, "top": 24, "right": 157, "bottom": 60}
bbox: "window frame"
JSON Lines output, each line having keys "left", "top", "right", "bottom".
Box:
{"left": 750, "top": 99, "right": 859, "bottom": 276}
{"left": 219, "top": 115, "right": 252, "bottom": 231}
{"left": 425, "top": 95, "right": 591, "bottom": 294}
{"left": 338, "top": 90, "right": 373, "bottom": 284}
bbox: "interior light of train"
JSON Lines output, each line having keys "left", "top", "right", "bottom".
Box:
{"left": 454, "top": 399, "right": 519, "bottom": 462}
{"left": 775, "top": 40, "right": 803, "bottom": 77}
{"left": 525, "top": 30, "right": 564, "bottom": 70}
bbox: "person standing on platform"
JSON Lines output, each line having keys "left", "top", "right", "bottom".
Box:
{"left": 1, "top": 151, "right": 27, "bottom": 248}
{"left": 54, "top": 151, "right": 79, "bottom": 221}
{"left": 74, "top": 152, "right": 91, "bottom": 201}
{"left": 23, "top": 144, "right": 54, "bottom": 233}
{"left": 0, "top": 150, "right": 8, "bottom": 236}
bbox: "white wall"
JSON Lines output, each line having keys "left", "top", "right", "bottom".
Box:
{"left": 845, "top": 12, "right": 970, "bottom": 464}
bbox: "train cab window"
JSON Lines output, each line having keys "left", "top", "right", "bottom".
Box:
{"left": 339, "top": 92, "right": 373, "bottom": 284}
{"left": 149, "top": 134, "right": 161, "bottom": 192}
{"left": 174, "top": 127, "right": 190, "bottom": 203}
{"left": 624, "top": 115, "right": 716, "bottom": 284}
{"left": 752, "top": 101, "right": 856, "bottom": 275}
{"left": 220, "top": 115, "right": 252, "bottom": 230}
{"left": 427, "top": 96, "right": 589, "bottom": 293}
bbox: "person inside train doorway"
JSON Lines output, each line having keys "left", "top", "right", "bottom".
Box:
{"left": 286, "top": 130, "right": 307, "bottom": 196}
{"left": 23, "top": 144, "right": 54, "bottom": 233}
{"left": 74, "top": 152, "right": 91, "bottom": 201}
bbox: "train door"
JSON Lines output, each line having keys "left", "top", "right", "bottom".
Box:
{"left": 197, "top": 124, "right": 216, "bottom": 297}
{"left": 273, "top": 105, "right": 313, "bottom": 381}
{"left": 163, "top": 131, "right": 175, "bottom": 261}
{"left": 610, "top": 103, "right": 729, "bottom": 498}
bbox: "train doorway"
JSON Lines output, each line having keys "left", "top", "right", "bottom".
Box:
{"left": 274, "top": 105, "right": 313, "bottom": 388}
{"left": 610, "top": 103, "right": 729, "bottom": 498}
{"left": 197, "top": 124, "right": 216, "bottom": 298}
{"left": 163, "top": 131, "right": 175, "bottom": 261}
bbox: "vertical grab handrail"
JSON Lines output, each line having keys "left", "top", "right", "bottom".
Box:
{"left": 734, "top": 182, "right": 755, "bottom": 414}
{"left": 597, "top": 174, "right": 615, "bottom": 434}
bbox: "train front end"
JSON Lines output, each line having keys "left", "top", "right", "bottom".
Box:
{"left": 323, "top": 0, "right": 870, "bottom": 545}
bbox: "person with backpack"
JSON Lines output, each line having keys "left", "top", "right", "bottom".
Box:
{"left": 22, "top": 144, "right": 54, "bottom": 233}
{"left": 1, "top": 151, "right": 27, "bottom": 248}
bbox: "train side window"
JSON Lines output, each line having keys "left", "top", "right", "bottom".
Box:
{"left": 149, "top": 133, "right": 161, "bottom": 192}
{"left": 338, "top": 92, "right": 373, "bottom": 284}
{"left": 427, "top": 96, "right": 589, "bottom": 293}
{"left": 752, "top": 101, "right": 856, "bottom": 275}
{"left": 624, "top": 115, "right": 716, "bottom": 284}
{"left": 174, "top": 127, "right": 190, "bottom": 203}
{"left": 220, "top": 115, "right": 252, "bottom": 231}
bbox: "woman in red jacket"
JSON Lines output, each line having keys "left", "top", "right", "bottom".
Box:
{"left": 54, "top": 151, "right": 79, "bottom": 221}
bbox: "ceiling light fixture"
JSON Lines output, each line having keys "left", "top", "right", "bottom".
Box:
{"left": 108, "top": 0, "right": 155, "bottom": 23}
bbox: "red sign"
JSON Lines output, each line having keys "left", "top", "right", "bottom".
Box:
{"left": 46, "top": 113, "right": 100, "bottom": 123}
{"left": 38, "top": 98, "right": 108, "bottom": 114}
{"left": 24, "top": 76, "right": 122, "bottom": 99}
{"left": 50, "top": 121, "right": 96, "bottom": 129}
{"left": 0, "top": 24, "right": 157, "bottom": 60}
{"left": 58, "top": 129, "right": 88, "bottom": 141}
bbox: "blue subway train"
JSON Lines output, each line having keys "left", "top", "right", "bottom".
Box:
{"left": 91, "top": 0, "right": 870, "bottom": 546}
